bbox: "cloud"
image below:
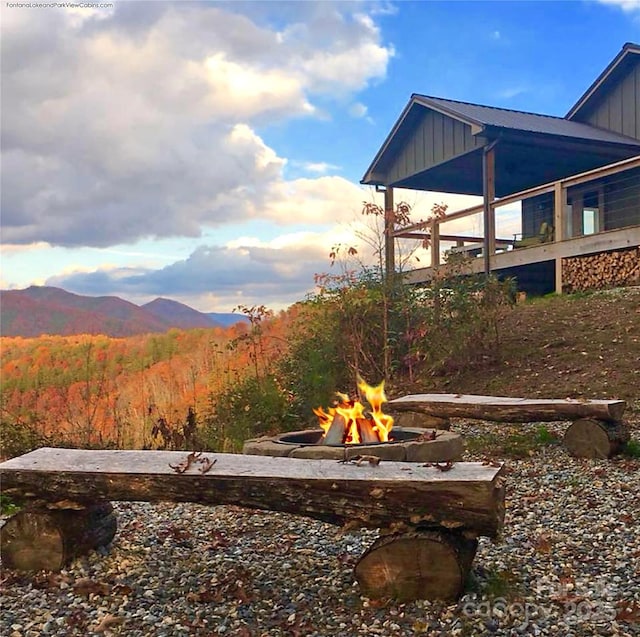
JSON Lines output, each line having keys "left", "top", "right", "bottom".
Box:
{"left": 45, "top": 237, "right": 334, "bottom": 311}
{"left": 596, "top": 0, "right": 640, "bottom": 12}
{"left": 297, "top": 161, "right": 341, "bottom": 174}
{"left": 497, "top": 86, "right": 528, "bottom": 100}
{"left": 1, "top": 2, "right": 394, "bottom": 249}
{"left": 349, "top": 102, "right": 370, "bottom": 119}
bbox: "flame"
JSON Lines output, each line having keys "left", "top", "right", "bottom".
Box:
{"left": 313, "top": 378, "right": 394, "bottom": 444}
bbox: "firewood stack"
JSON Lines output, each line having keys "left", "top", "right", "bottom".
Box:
{"left": 562, "top": 247, "right": 640, "bottom": 293}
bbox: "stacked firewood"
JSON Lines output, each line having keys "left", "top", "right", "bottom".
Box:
{"left": 562, "top": 247, "right": 640, "bottom": 293}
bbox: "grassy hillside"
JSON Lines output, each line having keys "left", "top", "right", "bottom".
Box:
{"left": 410, "top": 287, "right": 640, "bottom": 423}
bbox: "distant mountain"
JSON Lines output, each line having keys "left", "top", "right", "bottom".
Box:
{"left": 206, "top": 312, "right": 250, "bottom": 327}
{"left": 0, "top": 286, "right": 247, "bottom": 338}
{"left": 142, "top": 298, "right": 223, "bottom": 329}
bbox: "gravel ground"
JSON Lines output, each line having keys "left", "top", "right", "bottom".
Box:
{"left": 1, "top": 421, "right": 639, "bottom": 637}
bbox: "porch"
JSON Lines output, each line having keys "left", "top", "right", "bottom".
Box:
{"left": 393, "top": 155, "right": 640, "bottom": 294}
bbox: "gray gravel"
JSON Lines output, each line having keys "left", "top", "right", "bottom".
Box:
{"left": 1, "top": 420, "right": 639, "bottom": 636}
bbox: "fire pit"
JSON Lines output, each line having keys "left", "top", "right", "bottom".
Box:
{"left": 243, "top": 380, "right": 463, "bottom": 462}
{"left": 244, "top": 378, "right": 463, "bottom": 462}
{"left": 243, "top": 426, "right": 463, "bottom": 462}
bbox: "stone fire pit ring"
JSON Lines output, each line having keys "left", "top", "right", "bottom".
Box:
{"left": 243, "top": 427, "right": 463, "bottom": 463}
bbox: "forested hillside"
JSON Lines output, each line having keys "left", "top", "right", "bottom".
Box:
{"left": 2, "top": 280, "right": 639, "bottom": 460}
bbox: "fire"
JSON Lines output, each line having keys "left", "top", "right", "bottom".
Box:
{"left": 313, "top": 379, "right": 394, "bottom": 445}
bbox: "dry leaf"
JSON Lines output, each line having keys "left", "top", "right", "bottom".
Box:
{"left": 93, "top": 614, "right": 124, "bottom": 633}
{"left": 423, "top": 461, "right": 455, "bottom": 471}
{"left": 616, "top": 599, "right": 640, "bottom": 623}
{"left": 73, "top": 577, "right": 110, "bottom": 596}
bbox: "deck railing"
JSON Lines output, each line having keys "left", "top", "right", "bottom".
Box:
{"left": 393, "top": 154, "right": 640, "bottom": 268}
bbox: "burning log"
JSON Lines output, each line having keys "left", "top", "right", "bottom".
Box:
{"left": 358, "top": 418, "right": 380, "bottom": 444}
{"left": 315, "top": 379, "right": 395, "bottom": 446}
{"left": 321, "top": 414, "right": 348, "bottom": 445}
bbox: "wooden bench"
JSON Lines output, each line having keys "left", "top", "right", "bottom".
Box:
{"left": 0, "top": 448, "right": 505, "bottom": 601}
{"left": 388, "top": 393, "right": 630, "bottom": 458}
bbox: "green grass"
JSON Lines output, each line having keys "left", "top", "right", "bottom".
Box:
{"left": 465, "top": 425, "right": 559, "bottom": 459}
{"left": 475, "top": 567, "right": 522, "bottom": 600}
{"left": 0, "top": 494, "right": 20, "bottom": 516}
{"left": 622, "top": 439, "right": 640, "bottom": 459}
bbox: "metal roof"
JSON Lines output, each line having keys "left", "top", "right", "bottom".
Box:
{"left": 413, "top": 94, "right": 640, "bottom": 146}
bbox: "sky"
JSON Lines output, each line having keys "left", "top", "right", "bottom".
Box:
{"left": 1, "top": 0, "right": 639, "bottom": 313}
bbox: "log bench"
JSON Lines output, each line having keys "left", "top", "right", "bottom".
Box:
{"left": 388, "top": 393, "right": 630, "bottom": 458}
{"left": 0, "top": 447, "right": 505, "bottom": 601}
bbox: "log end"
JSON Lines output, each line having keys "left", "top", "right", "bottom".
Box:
{"left": 563, "top": 419, "right": 630, "bottom": 459}
{"left": 354, "top": 531, "right": 478, "bottom": 602}
{"left": 1, "top": 502, "right": 117, "bottom": 572}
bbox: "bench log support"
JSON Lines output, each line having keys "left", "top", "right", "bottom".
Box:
{"left": 563, "top": 418, "right": 630, "bottom": 459}
{"left": 1, "top": 501, "right": 116, "bottom": 571}
{"left": 355, "top": 529, "right": 478, "bottom": 602}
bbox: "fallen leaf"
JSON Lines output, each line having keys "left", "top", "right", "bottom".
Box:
{"left": 93, "top": 614, "right": 124, "bottom": 633}
{"left": 616, "top": 599, "right": 640, "bottom": 623}
{"left": 73, "top": 577, "right": 110, "bottom": 596}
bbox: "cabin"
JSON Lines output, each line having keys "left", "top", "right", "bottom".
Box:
{"left": 362, "top": 42, "right": 640, "bottom": 294}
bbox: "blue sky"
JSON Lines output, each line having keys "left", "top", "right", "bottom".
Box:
{"left": 2, "top": 0, "right": 639, "bottom": 312}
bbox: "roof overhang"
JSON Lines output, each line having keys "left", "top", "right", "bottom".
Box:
{"left": 361, "top": 95, "right": 484, "bottom": 186}
{"left": 389, "top": 132, "right": 640, "bottom": 198}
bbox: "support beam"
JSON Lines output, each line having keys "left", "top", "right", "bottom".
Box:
{"left": 430, "top": 218, "right": 440, "bottom": 267}
{"left": 554, "top": 182, "right": 565, "bottom": 294}
{"left": 384, "top": 187, "right": 395, "bottom": 278}
{"left": 482, "top": 145, "right": 496, "bottom": 275}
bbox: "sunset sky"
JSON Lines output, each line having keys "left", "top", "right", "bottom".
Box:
{"left": 2, "top": 0, "right": 639, "bottom": 312}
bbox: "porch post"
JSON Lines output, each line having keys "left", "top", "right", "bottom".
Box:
{"left": 554, "top": 181, "right": 564, "bottom": 294}
{"left": 482, "top": 145, "right": 496, "bottom": 276}
{"left": 384, "top": 186, "right": 395, "bottom": 278}
{"left": 430, "top": 218, "right": 440, "bottom": 268}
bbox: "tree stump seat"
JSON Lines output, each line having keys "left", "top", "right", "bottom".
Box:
{"left": 0, "top": 448, "right": 506, "bottom": 601}
{"left": 389, "top": 393, "right": 630, "bottom": 458}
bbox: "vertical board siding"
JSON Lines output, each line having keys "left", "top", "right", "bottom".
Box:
{"left": 584, "top": 59, "right": 640, "bottom": 141}
{"left": 621, "top": 66, "right": 637, "bottom": 139}
{"left": 385, "top": 109, "right": 478, "bottom": 183}
{"left": 433, "top": 113, "right": 445, "bottom": 164}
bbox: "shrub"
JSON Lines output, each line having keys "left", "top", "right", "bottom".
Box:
{"left": 201, "top": 374, "right": 299, "bottom": 452}
{"left": 0, "top": 419, "right": 51, "bottom": 460}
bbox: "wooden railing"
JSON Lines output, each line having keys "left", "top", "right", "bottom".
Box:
{"left": 393, "top": 154, "right": 640, "bottom": 268}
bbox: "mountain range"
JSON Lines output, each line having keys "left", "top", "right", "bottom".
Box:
{"left": 0, "top": 286, "right": 248, "bottom": 337}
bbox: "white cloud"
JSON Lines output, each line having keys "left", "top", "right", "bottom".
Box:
{"left": 1, "top": 1, "right": 394, "bottom": 249}
{"left": 305, "top": 161, "right": 342, "bottom": 174}
{"left": 349, "top": 102, "right": 369, "bottom": 118}
{"left": 44, "top": 237, "right": 332, "bottom": 311}
{"left": 497, "top": 86, "right": 528, "bottom": 100}
{"left": 596, "top": 0, "right": 640, "bottom": 12}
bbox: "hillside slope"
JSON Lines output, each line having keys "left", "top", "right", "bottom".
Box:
{"left": 0, "top": 287, "right": 170, "bottom": 337}
{"left": 142, "top": 298, "right": 222, "bottom": 328}
{"left": 414, "top": 287, "right": 640, "bottom": 421}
